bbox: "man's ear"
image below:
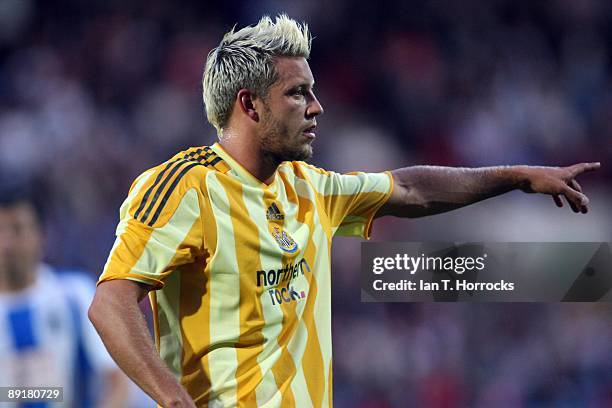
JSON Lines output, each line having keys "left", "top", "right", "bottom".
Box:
{"left": 237, "top": 89, "right": 259, "bottom": 122}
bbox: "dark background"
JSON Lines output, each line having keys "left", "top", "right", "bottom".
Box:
{"left": 1, "top": 0, "right": 611, "bottom": 406}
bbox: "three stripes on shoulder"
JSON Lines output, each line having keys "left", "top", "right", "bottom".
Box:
{"left": 133, "top": 147, "right": 229, "bottom": 227}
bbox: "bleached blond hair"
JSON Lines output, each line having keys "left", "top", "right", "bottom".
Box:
{"left": 202, "top": 14, "right": 312, "bottom": 133}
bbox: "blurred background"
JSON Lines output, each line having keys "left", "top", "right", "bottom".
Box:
{"left": 0, "top": 0, "right": 611, "bottom": 406}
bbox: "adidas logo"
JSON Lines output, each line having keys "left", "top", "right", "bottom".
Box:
{"left": 266, "top": 202, "right": 284, "bottom": 220}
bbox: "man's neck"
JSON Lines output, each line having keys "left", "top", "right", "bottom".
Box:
{"left": 219, "top": 133, "right": 278, "bottom": 185}
{"left": 0, "top": 269, "right": 37, "bottom": 294}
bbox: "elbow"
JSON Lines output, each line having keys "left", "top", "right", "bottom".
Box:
{"left": 88, "top": 302, "right": 98, "bottom": 327}
{"left": 88, "top": 292, "right": 104, "bottom": 329}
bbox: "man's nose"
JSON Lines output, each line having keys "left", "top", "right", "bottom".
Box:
{"left": 306, "top": 93, "right": 324, "bottom": 118}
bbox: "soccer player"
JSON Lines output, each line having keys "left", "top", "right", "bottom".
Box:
{"left": 0, "top": 178, "right": 129, "bottom": 407}
{"left": 89, "top": 15, "right": 600, "bottom": 408}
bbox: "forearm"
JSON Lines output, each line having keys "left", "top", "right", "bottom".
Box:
{"left": 388, "top": 165, "right": 528, "bottom": 217}
{"left": 89, "top": 285, "right": 194, "bottom": 408}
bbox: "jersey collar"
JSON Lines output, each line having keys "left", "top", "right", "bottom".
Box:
{"left": 211, "top": 142, "right": 278, "bottom": 192}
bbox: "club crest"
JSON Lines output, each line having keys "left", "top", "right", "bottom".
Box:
{"left": 270, "top": 226, "right": 298, "bottom": 253}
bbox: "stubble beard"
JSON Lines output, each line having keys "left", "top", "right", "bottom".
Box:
{"left": 260, "top": 107, "right": 313, "bottom": 166}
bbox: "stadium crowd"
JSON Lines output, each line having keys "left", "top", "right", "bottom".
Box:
{"left": 0, "top": 0, "right": 610, "bottom": 406}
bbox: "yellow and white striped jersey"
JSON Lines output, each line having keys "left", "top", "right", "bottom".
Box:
{"left": 99, "top": 142, "right": 393, "bottom": 407}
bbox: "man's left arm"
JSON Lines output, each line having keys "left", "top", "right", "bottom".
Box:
{"left": 377, "top": 162, "right": 601, "bottom": 218}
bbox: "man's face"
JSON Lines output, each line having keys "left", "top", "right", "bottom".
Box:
{"left": 257, "top": 57, "right": 324, "bottom": 163}
{"left": 0, "top": 203, "right": 42, "bottom": 287}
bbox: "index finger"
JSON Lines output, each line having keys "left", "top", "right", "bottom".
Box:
{"left": 569, "top": 162, "right": 601, "bottom": 176}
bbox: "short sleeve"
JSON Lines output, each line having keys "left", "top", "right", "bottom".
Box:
{"left": 98, "top": 163, "right": 206, "bottom": 289}
{"left": 298, "top": 163, "right": 393, "bottom": 239}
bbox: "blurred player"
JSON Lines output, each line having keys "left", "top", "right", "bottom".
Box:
{"left": 0, "top": 178, "right": 129, "bottom": 407}
{"left": 89, "top": 15, "right": 600, "bottom": 407}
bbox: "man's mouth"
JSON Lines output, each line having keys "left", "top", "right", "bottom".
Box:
{"left": 302, "top": 124, "right": 316, "bottom": 139}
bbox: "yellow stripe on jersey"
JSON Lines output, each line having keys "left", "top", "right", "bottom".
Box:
{"left": 203, "top": 172, "right": 241, "bottom": 406}
{"left": 262, "top": 193, "right": 298, "bottom": 408}
{"left": 222, "top": 178, "right": 266, "bottom": 406}
{"left": 274, "top": 184, "right": 315, "bottom": 406}
{"left": 181, "top": 171, "right": 215, "bottom": 405}
{"left": 290, "top": 167, "right": 334, "bottom": 408}
{"left": 250, "top": 188, "right": 286, "bottom": 407}
{"left": 98, "top": 143, "right": 393, "bottom": 408}
{"left": 155, "top": 268, "right": 182, "bottom": 377}
{"left": 285, "top": 177, "right": 326, "bottom": 407}
{"left": 296, "top": 163, "right": 393, "bottom": 238}
{"left": 178, "top": 258, "right": 211, "bottom": 405}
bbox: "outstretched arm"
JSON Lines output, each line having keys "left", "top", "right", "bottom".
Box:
{"left": 377, "top": 162, "right": 601, "bottom": 218}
